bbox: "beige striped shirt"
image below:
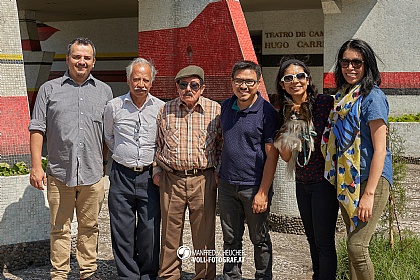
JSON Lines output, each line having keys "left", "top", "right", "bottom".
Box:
{"left": 155, "top": 96, "right": 222, "bottom": 171}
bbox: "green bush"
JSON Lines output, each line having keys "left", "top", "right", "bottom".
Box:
{"left": 336, "top": 232, "right": 420, "bottom": 279}
{"left": 0, "top": 162, "right": 29, "bottom": 176}
{"left": 389, "top": 113, "right": 420, "bottom": 122}
{"left": 0, "top": 157, "right": 47, "bottom": 176}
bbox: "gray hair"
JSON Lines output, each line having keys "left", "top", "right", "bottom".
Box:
{"left": 67, "top": 37, "right": 96, "bottom": 57}
{"left": 126, "top": 58, "right": 157, "bottom": 82}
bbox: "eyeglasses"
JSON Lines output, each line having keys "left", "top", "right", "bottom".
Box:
{"left": 232, "top": 79, "right": 259, "bottom": 87}
{"left": 339, "top": 59, "right": 364, "bottom": 69}
{"left": 178, "top": 81, "right": 201, "bottom": 91}
{"left": 280, "top": 72, "right": 308, "bottom": 83}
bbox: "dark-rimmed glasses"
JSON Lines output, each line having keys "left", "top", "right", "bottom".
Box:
{"left": 280, "top": 72, "right": 308, "bottom": 83}
{"left": 232, "top": 79, "right": 258, "bottom": 87}
{"left": 178, "top": 81, "right": 201, "bottom": 91}
{"left": 339, "top": 59, "right": 364, "bottom": 69}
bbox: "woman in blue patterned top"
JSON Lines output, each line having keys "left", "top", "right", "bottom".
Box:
{"left": 275, "top": 58, "right": 339, "bottom": 280}
{"left": 322, "top": 39, "right": 392, "bottom": 280}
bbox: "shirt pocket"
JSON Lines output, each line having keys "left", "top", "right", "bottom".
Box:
{"left": 199, "top": 129, "right": 218, "bottom": 150}
{"left": 164, "top": 128, "right": 179, "bottom": 151}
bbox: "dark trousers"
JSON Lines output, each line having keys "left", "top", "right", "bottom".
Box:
{"left": 218, "top": 178, "right": 273, "bottom": 280}
{"left": 296, "top": 179, "right": 339, "bottom": 280}
{"left": 109, "top": 161, "right": 160, "bottom": 280}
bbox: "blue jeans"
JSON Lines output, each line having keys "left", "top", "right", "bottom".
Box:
{"left": 296, "top": 179, "right": 338, "bottom": 280}
{"left": 218, "top": 178, "right": 273, "bottom": 280}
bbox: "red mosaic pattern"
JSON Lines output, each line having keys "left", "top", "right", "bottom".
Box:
{"left": 324, "top": 72, "right": 420, "bottom": 89}
{"left": 0, "top": 96, "right": 31, "bottom": 157}
{"left": 138, "top": 0, "right": 268, "bottom": 102}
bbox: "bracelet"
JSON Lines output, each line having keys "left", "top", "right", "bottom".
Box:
{"left": 103, "top": 160, "right": 109, "bottom": 165}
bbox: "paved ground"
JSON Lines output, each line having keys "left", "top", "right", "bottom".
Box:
{"left": 3, "top": 164, "right": 419, "bottom": 280}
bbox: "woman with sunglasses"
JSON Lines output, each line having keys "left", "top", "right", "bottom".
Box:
{"left": 322, "top": 39, "right": 392, "bottom": 279}
{"left": 275, "top": 58, "right": 339, "bottom": 280}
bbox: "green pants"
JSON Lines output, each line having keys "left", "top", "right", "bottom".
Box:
{"left": 340, "top": 176, "right": 390, "bottom": 280}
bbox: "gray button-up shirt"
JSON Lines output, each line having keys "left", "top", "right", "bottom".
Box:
{"left": 29, "top": 72, "right": 113, "bottom": 187}
{"left": 104, "top": 92, "right": 164, "bottom": 168}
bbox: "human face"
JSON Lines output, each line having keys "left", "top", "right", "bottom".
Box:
{"left": 66, "top": 43, "right": 95, "bottom": 84}
{"left": 128, "top": 63, "right": 152, "bottom": 101}
{"left": 341, "top": 48, "right": 365, "bottom": 85}
{"left": 177, "top": 76, "right": 205, "bottom": 109}
{"left": 232, "top": 69, "right": 260, "bottom": 108}
{"left": 280, "top": 64, "right": 308, "bottom": 104}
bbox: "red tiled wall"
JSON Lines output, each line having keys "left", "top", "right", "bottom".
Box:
{"left": 0, "top": 96, "right": 31, "bottom": 157}
{"left": 324, "top": 72, "right": 420, "bottom": 88}
{"left": 138, "top": 0, "right": 267, "bottom": 102}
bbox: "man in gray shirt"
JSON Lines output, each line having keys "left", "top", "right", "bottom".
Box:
{"left": 103, "top": 58, "right": 164, "bottom": 279}
{"left": 29, "top": 37, "right": 113, "bottom": 280}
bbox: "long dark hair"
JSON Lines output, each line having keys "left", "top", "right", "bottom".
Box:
{"left": 334, "top": 39, "right": 381, "bottom": 96}
{"left": 275, "top": 58, "right": 318, "bottom": 127}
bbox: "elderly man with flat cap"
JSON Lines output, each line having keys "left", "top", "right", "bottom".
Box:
{"left": 153, "top": 65, "right": 222, "bottom": 280}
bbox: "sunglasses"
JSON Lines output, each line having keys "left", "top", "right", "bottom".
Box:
{"left": 280, "top": 72, "right": 308, "bottom": 83}
{"left": 232, "top": 78, "right": 258, "bottom": 87}
{"left": 178, "top": 81, "right": 201, "bottom": 91}
{"left": 339, "top": 59, "right": 364, "bottom": 69}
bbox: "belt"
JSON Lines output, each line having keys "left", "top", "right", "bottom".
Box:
{"left": 173, "top": 167, "right": 213, "bottom": 176}
{"left": 119, "top": 162, "right": 151, "bottom": 173}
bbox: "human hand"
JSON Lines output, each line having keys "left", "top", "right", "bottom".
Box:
{"left": 153, "top": 172, "right": 162, "bottom": 186}
{"left": 358, "top": 192, "right": 374, "bottom": 222}
{"left": 252, "top": 191, "right": 268, "bottom": 214}
{"left": 214, "top": 171, "right": 219, "bottom": 185}
{"left": 30, "top": 167, "right": 47, "bottom": 190}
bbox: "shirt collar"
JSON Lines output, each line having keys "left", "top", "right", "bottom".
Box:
{"left": 61, "top": 71, "right": 96, "bottom": 86}
{"left": 123, "top": 92, "right": 153, "bottom": 110}
{"left": 230, "top": 92, "right": 263, "bottom": 113}
{"left": 176, "top": 96, "right": 204, "bottom": 113}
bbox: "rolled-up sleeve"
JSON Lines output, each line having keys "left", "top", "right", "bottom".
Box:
{"left": 28, "top": 83, "right": 50, "bottom": 133}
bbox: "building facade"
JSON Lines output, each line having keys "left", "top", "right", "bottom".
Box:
{"left": 1, "top": 0, "right": 419, "bottom": 270}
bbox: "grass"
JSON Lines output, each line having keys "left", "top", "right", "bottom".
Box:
{"left": 389, "top": 113, "right": 420, "bottom": 122}
{"left": 336, "top": 231, "right": 420, "bottom": 279}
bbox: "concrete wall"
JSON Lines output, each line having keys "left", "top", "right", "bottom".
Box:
{"left": 323, "top": 0, "right": 420, "bottom": 72}
{"left": 390, "top": 123, "right": 420, "bottom": 159}
{"left": 40, "top": 17, "right": 139, "bottom": 97}
{"left": 244, "top": 9, "right": 325, "bottom": 96}
{"left": 323, "top": 0, "right": 420, "bottom": 116}
{"left": 0, "top": 175, "right": 49, "bottom": 245}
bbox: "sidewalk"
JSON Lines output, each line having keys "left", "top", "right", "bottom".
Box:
{"left": 3, "top": 164, "right": 419, "bottom": 279}
{"left": 2, "top": 177, "right": 313, "bottom": 280}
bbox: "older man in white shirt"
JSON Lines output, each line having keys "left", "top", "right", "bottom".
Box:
{"left": 104, "top": 58, "right": 164, "bottom": 280}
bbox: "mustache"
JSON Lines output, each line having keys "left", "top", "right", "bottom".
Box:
{"left": 182, "top": 92, "right": 194, "bottom": 97}
{"left": 76, "top": 63, "right": 88, "bottom": 68}
{"left": 134, "top": 87, "right": 148, "bottom": 91}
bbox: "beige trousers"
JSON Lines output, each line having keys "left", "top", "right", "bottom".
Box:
{"left": 159, "top": 169, "right": 217, "bottom": 280}
{"left": 47, "top": 175, "right": 104, "bottom": 280}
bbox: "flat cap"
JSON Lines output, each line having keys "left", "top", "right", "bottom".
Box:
{"left": 175, "top": 65, "right": 204, "bottom": 82}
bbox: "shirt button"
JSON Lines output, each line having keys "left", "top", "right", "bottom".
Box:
{"left": 80, "top": 112, "right": 84, "bottom": 115}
